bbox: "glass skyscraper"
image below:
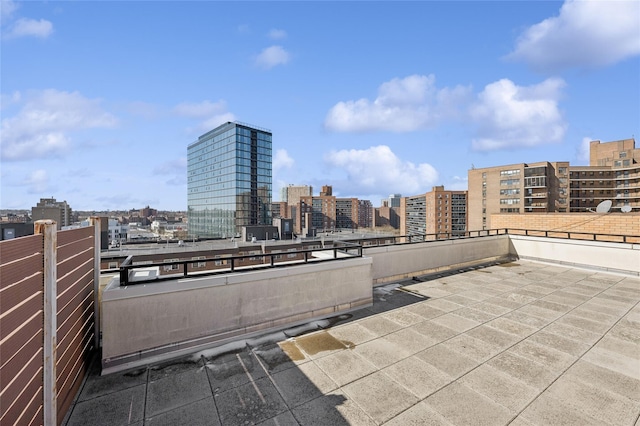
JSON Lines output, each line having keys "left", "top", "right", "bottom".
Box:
{"left": 187, "top": 122, "right": 272, "bottom": 238}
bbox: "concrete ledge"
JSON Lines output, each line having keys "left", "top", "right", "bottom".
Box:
{"left": 365, "top": 236, "right": 512, "bottom": 285}
{"left": 508, "top": 235, "right": 640, "bottom": 276}
{"left": 101, "top": 256, "right": 373, "bottom": 373}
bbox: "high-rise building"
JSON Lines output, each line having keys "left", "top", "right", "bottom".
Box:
{"left": 400, "top": 186, "right": 467, "bottom": 237}
{"left": 468, "top": 161, "right": 569, "bottom": 230}
{"left": 187, "top": 122, "right": 272, "bottom": 238}
{"left": 31, "top": 197, "right": 73, "bottom": 230}
{"left": 467, "top": 138, "right": 638, "bottom": 230}
{"left": 570, "top": 138, "right": 639, "bottom": 212}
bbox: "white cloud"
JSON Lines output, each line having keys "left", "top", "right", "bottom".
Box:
{"left": 470, "top": 78, "right": 567, "bottom": 151}
{"left": 507, "top": 0, "right": 640, "bottom": 72}
{"left": 268, "top": 29, "right": 287, "bottom": 40}
{"left": 324, "top": 145, "right": 438, "bottom": 195}
{"left": 255, "top": 45, "right": 290, "bottom": 69}
{"left": 199, "top": 113, "right": 237, "bottom": 132}
{"left": 153, "top": 158, "right": 188, "bottom": 186}
{"left": 6, "top": 18, "right": 53, "bottom": 39}
{"left": 1, "top": 0, "right": 19, "bottom": 24}
{"left": 577, "top": 136, "right": 593, "bottom": 163}
{"left": 174, "top": 100, "right": 228, "bottom": 118}
{"left": 1, "top": 89, "right": 118, "bottom": 161}
{"left": 324, "top": 74, "right": 471, "bottom": 132}
{"left": 273, "top": 149, "right": 294, "bottom": 172}
{"left": 24, "top": 169, "right": 50, "bottom": 193}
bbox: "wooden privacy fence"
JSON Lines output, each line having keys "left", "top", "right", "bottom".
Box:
{"left": 0, "top": 219, "right": 100, "bottom": 426}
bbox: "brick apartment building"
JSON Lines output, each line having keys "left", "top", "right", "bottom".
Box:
{"left": 400, "top": 186, "right": 468, "bottom": 237}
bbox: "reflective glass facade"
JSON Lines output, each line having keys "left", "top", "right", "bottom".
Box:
{"left": 187, "top": 122, "right": 272, "bottom": 238}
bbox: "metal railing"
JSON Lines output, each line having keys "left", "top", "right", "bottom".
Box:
{"left": 119, "top": 241, "right": 363, "bottom": 286}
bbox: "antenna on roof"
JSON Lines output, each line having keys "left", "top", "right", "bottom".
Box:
{"left": 595, "top": 200, "right": 612, "bottom": 213}
{"left": 621, "top": 205, "right": 632, "bottom": 213}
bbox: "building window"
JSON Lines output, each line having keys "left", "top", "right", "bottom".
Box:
{"left": 619, "top": 152, "right": 627, "bottom": 158}
{"left": 500, "top": 169, "right": 520, "bottom": 176}
{"left": 163, "top": 259, "right": 180, "bottom": 271}
{"left": 108, "top": 262, "right": 118, "bottom": 269}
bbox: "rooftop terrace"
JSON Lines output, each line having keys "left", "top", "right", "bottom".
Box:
{"left": 63, "top": 260, "right": 640, "bottom": 426}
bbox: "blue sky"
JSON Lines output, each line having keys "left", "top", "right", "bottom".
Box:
{"left": 1, "top": 0, "right": 639, "bottom": 211}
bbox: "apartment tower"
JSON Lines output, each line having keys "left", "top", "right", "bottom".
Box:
{"left": 187, "top": 122, "right": 272, "bottom": 238}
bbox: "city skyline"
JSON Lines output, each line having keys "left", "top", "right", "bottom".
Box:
{"left": 1, "top": 0, "right": 638, "bottom": 211}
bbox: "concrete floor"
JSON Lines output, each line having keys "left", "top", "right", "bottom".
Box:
{"left": 64, "top": 260, "right": 640, "bottom": 425}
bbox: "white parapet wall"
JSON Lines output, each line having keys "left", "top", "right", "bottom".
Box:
{"left": 366, "top": 235, "right": 513, "bottom": 285}
{"left": 507, "top": 235, "right": 640, "bottom": 276}
{"left": 102, "top": 256, "right": 373, "bottom": 373}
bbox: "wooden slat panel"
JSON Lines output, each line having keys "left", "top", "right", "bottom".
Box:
{"left": 57, "top": 283, "right": 92, "bottom": 335}
{"left": 26, "top": 400, "right": 43, "bottom": 426}
{"left": 0, "top": 293, "right": 43, "bottom": 340}
{"left": 0, "top": 358, "right": 42, "bottom": 426}
{"left": 57, "top": 226, "right": 92, "bottom": 247}
{"left": 57, "top": 324, "right": 92, "bottom": 413}
{"left": 57, "top": 297, "right": 93, "bottom": 362}
{"left": 0, "top": 234, "right": 42, "bottom": 269}
{"left": 0, "top": 319, "right": 42, "bottom": 385}
{"left": 0, "top": 272, "right": 43, "bottom": 315}
{"left": 57, "top": 247, "right": 92, "bottom": 284}
{"left": 57, "top": 263, "right": 92, "bottom": 308}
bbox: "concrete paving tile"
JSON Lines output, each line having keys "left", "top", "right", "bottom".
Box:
{"left": 565, "top": 360, "right": 640, "bottom": 403}
{"left": 424, "top": 382, "right": 513, "bottom": 426}
{"left": 66, "top": 384, "right": 146, "bottom": 426}
{"left": 148, "top": 354, "right": 205, "bottom": 381}
{"left": 431, "top": 313, "right": 480, "bottom": 333}
{"left": 205, "top": 350, "right": 268, "bottom": 392}
{"left": 458, "top": 364, "right": 539, "bottom": 412}
{"left": 522, "top": 285, "right": 557, "bottom": 296}
{"left": 78, "top": 366, "right": 147, "bottom": 402}
{"left": 328, "top": 322, "right": 378, "bottom": 346}
{"left": 500, "top": 292, "right": 539, "bottom": 306}
{"left": 442, "top": 333, "right": 502, "bottom": 362}
{"left": 556, "top": 314, "right": 613, "bottom": 334}
{"left": 516, "top": 304, "right": 563, "bottom": 321}
{"left": 382, "top": 355, "right": 452, "bottom": 399}
{"left": 417, "top": 287, "right": 455, "bottom": 298}
{"left": 452, "top": 307, "right": 497, "bottom": 324}
{"left": 255, "top": 410, "right": 298, "bottom": 426}
{"left": 582, "top": 346, "right": 640, "bottom": 380}
{"left": 484, "top": 296, "right": 522, "bottom": 311}
{"left": 563, "top": 284, "right": 604, "bottom": 297}
{"left": 466, "top": 325, "right": 521, "bottom": 349}
{"left": 314, "top": 348, "right": 377, "bottom": 387}
{"left": 443, "top": 294, "right": 479, "bottom": 307}
{"left": 486, "top": 317, "right": 538, "bottom": 338}
{"left": 342, "top": 371, "right": 419, "bottom": 424}
{"left": 416, "top": 344, "right": 479, "bottom": 379}
{"left": 530, "top": 299, "right": 573, "bottom": 313}
{"left": 404, "top": 302, "right": 448, "bottom": 320}
{"left": 527, "top": 330, "right": 591, "bottom": 357}
{"left": 582, "top": 299, "right": 632, "bottom": 316}
{"left": 358, "top": 315, "right": 403, "bottom": 337}
{"left": 509, "top": 340, "right": 577, "bottom": 372}
{"left": 570, "top": 306, "right": 620, "bottom": 325}
{"left": 519, "top": 392, "right": 603, "bottom": 426}
{"left": 546, "top": 375, "right": 640, "bottom": 426}
{"left": 270, "top": 361, "right": 337, "bottom": 408}
{"left": 292, "top": 390, "right": 376, "bottom": 426}
{"left": 214, "top": 377, "right": 288, "bottom": 426}
{"left": 384, "top": 327, "right": 437, "bottom": 354}
{"left": 294, "top": 331, "right": 349, "bottom": 360}
{"left": 409, "top": 320, "right": 458, "bottom": 343}
{"left": 594, "top": 335, "right": 640, "bottom": 360}
{"left": 145, "top": 397, "right": 220, "bottom": 426}
{"left": 487, "top": 351, "right": 557, "bottom": 390}
{"left": 545, "top": 290, "right": 591, "bottom": 304}
{"left": 597, "top": 292, "right": 638, "bottom": 305}
{"left": 485, "top": 282, "right": 521, "bottom": 294}
{"left": 457, "top": 290, "right": 493, "bottom": 301}
{"left": 470, "top": 301, "right": 513, "bottom": 316}
{"left": 382, "top": 308, "right": 426, "bottom": 327}
{"left": 383, "top": 401, "right": 454, "bottom": 425}
{"left": 352, "top": 335, "right": 412, "bottom": 368}
{"left": 423, "top": 298, "right": 466, "bottom": 313}
{"left": 609, "top": 322, "right": 640, "bottom": 344}
{"left": 146, "top": 368, "right": 212, "bottom": 417}
{"left": 253, "top": 342, "right": 305, "bottom": 375}
{"left": 501, "top": 310, "right": 550, "bottom": 328}
{"left": 542, "top": 322, "right": 602, "bottom": 345}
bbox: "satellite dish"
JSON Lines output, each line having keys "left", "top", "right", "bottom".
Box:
{"left": 621, "top": 205, "right": 632, "bottom": 213}
{"left": 595, "top": 200, "right": 612, "bottom": 213}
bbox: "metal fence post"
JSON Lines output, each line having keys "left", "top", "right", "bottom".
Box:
{"left": 36, "top": 220, "right": 57, "bottom": 426}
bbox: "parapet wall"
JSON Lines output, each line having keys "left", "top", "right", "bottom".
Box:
{"left": 101, "top": 256, "right": 372, "bottom": 373}
{"left": 491, "top": 213, "right": 640, "bottom": 242}
{"left": 365, "top": 235, "right": 513, "bottom": 284}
